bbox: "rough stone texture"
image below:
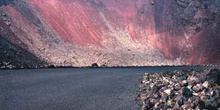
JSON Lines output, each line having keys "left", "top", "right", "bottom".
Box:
{"left": 0, "top": 0, "right": 220, "bottom": 67}
{"left": 139, "top": 69, "right": 220, "bottom": 110}
{"left": 0, "top": 35, "right": 46, "bottom": 69}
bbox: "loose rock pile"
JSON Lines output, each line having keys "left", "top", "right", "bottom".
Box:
{"left": 139, "top": 69, "right": 220, "bottom": 110}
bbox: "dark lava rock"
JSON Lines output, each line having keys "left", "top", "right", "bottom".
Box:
{"left": 91, "top": 63, "right": 99, "bottom": 68}
{"left": 181, "top": 87, "right": 192, "bottom": 97}
{"left": 198, "top": 100, "right": 205, "bottom": 109}
{"left": 144, "top": 100, "right": 154, "bottom": 110}
{"left": 174, "top": 83, "right": 181, "bottom": 91}
{"left": 0, "top": 35, "right": 47, "bottom": 69}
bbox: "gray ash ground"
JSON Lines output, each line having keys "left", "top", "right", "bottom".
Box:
{"left": 139, "top": 69, "right": 220, "bottom": 110}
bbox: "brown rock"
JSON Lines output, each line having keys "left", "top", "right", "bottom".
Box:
{"left": 167, "top": 99, "right": 175, "bottom": 108}
{"left": 193, "top": 84, "right": 204, "bottom": 93}
{"left": 174, "top": 83, "right": 181, "bottom": 90}
{"left": 140, "top": 94, "right": 147, "bottom": 101}
{"left": 175, "top": 95, "right": 185, "bottom": 107}
{"left": 181, "top": 80, "right": 188, "bottom": 87}
{"left": 187, "top": 76, "right": 200, "bottom": 85}
{"left": 181, "top": 102, "right": 191, "bottom": 110}
{"left": 150, "top": 98, "right": 157, "bottom": 105}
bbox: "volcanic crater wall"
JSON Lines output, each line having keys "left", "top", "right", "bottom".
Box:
{"left": 0, "top": 0, "right": 220, "bottom": 67}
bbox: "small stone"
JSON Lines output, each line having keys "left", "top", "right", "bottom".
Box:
{"left": 181, "top": 103, "right": 191, "bottom": 110}
{"left": 144, "top": 73, "right": 149, "bottom": 75}
{"left": 162, "top": 77, "right": 170, "bottom": 83}
{"left": 154, "top": 102, "right": 160, "bottom": 108}
{"left": 5, "top": 21, "right": 11, "bottom": 26}
{"left": 191, "top": 103, "right": 196, "bottom": 109}
{"left": 187, "top": 76, "right": 200, "bottom": 85}
{"left": 193, "top": 84, "right": 204, "bottom": 92}
{"left": 145, "top": 100, "right": 154, "bottom": 109}
{"left": 91, "top": 63, "right": 99, "bottom": 68}
{"left": 210, "top": 90, "right": 217, "bottom": 97}
{"left": 200, "top": 95, "right": 208, "bottom": 100}
{"left": 198, "top": 73, "right": 206, "bottom": 82}
{"left": 198, "top": 100, "right": 205, "bottom": 109}
{"left": 2, "top": 13, "right": 6, "bottom": 16}
{"left": 141, "top": 80, "right": 147, "bottom": 83}
{"left": 175, "top": 95, "right": 185, "bottom": 107}
{"left": 140, "top": 94, "right": 147, "bottom": 101}
{"left": 173, "top": 103, "right": 180, "bottom": 109}
{"left": 164, "top": 89, "right": 172, "bottom": 95}
{"left": 150, "top": 83, "right": 155, "bottom": 88}
{"left": 150, "top": 98, "right": 157, "bottom": 105}
{"left": 203, "top": 99, "right": 212, "bottom": 108}
{"left": 2, "top": 17, "right": 7, "bottom": 21}
{"left": 174, "top": 83, "right": 181, "bottom": 90}
{"left": 152, "top": 94, "right": 159, "bottom": 98}
{"left": 195, "top": 106, "right": 200, "bottom": 110}
{"left": 181, "top": 87, "right": 192, "bottom": 97}
{"left": 181, "top": 80, "right": 188, "bottom": 87}
{"left": 151, "top": 1, "right": 155, "bottom": 5}
{"left": 161, "top": 95, "right": 168, "bottom": 102}
{"left": 188, "top": 97, "right": 195, "bottom": 103}
{"left": 187, "top": 85, "right": 193, "bottom": 89}
{"left": 192, "top": 92, "right": 198, "bottom": 96}
{"left": 167, "top": 99, "right": 175, "bottom": 108}
{"left": 202, "top": 81, "right": 209, "bottom": 88}
{"left": 193, "top": 97, "right": 200, "bottom": 105}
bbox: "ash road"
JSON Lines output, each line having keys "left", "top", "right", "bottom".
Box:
{"left": 0, "top": 67, "right": 217, "bottom": 110}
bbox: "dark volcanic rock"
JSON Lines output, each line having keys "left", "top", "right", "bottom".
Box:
{"left": 91, "top": 63, "right": 99, "bottom": 68}
{"left": 0, "top": 36, "right": 46, "bottom": 69}
{"left": 181, "top": 87, "right": 192, "bottom": 97}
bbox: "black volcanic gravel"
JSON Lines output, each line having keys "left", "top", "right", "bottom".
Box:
{"left": 139, "top": 69, "right": 220, "bottom": 110}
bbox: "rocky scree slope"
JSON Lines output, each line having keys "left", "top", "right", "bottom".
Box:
{"left": 139, "top": 69, "right": 220, "bottom": 110}
{"left": 0, "top": 0, "right": 220, "bottom": 68}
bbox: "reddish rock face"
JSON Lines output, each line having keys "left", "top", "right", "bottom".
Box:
{"left": 0, "top": 0, "right": 220, "bottom": 67}
{"left": 30, "top": 0, "right": 104, "bottom": 46}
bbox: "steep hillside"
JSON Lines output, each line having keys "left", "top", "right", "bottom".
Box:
{"left": 0, "top": 36, "right": 46, "bottom": 69}
{"left": 0, "top": 0, "right": 220, "bottom": 67}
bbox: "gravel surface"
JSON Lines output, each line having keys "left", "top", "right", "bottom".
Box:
{"left": 139, "top": 69, "right": 220, "bottom": 110}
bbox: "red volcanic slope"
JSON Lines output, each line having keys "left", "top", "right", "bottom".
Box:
{"left": 30, "top": 0, "right": 104, "bottom": 46}
{"left": 0, "top": 0, "right": 220, "bottom": 67}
